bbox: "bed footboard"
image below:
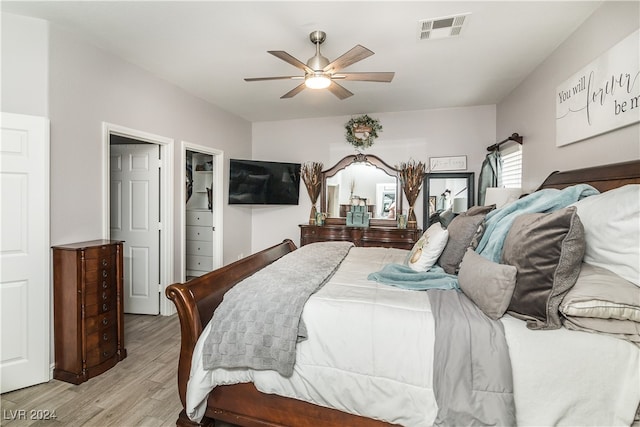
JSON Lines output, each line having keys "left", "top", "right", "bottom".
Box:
{"left": 165, "top": 239, "right": 297, "bottom": 412}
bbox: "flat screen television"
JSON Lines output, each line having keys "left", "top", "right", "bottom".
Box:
{"left": 228, "top": 159, "right": 301, "bottom": 205}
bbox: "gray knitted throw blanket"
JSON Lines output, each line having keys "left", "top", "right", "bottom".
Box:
{"left": 201, "top": 241, "right": 354, "bottom": 377}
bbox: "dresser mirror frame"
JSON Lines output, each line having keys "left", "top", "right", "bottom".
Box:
{"left": 321, "top": 154, "right": 402, "bottom": 227}
{"left": 423, "top": 172, "right": 475, "bottom": 228}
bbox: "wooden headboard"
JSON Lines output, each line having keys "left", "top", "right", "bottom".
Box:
{"left": 538, "top": 160, "right": 640, "bottom": 192}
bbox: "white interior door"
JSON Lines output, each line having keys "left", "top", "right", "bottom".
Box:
{"left": 0, "top": 112, "right": 50, "bottom": 393}
{"left": 110, "top": 143, "right": 160, "bottom": 315}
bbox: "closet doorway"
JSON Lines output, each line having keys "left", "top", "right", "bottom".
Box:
{"left": 181, "top": 142, "right": 223, "bottom": 281}
{"left": 103, "top": 123, "right": 174, "bottom": 316}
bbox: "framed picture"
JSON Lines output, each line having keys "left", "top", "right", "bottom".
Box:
{"left": 429, "top": 155, "right": 467, "bottom": 171}
{"left": 428, "top": 196, "right": 436, "bottom": 214}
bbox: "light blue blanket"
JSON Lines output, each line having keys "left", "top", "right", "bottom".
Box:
{"left": 367, "top": 264, "right": 459, "bottom": 290}
{"left": 476, "top": 183, "right": 599, "bottom": 262}
{"left": 368, "top": 184, "right": 598, "bottom": 289}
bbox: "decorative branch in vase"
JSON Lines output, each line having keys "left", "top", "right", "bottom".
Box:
{"left": 397, "top": 159, "right": 427, "bottom": 229}
{"left": 301, "top": 161, "right": 323, "bottom": 225}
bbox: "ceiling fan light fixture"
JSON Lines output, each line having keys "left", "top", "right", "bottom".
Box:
{"left": 305, "top": 73, "right": 331, "bottom": 89}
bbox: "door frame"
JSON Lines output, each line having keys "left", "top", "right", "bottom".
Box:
{"left": 181, "top": 141, "right": 224, "bottom": 282}
{"left": 101, "top": 122, "right": 175, "bottom": 316}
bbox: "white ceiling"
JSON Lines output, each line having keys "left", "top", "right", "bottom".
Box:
{"left": 2, "top": 1, "right": 602, "bottom": 122}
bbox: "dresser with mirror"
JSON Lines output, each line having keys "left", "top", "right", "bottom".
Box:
{"left": 300, "top": 154, "right": 421, "bottom": 249}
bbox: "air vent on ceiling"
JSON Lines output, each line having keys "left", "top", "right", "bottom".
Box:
{"left": 418, "top": 13, "right": 469, "bottom": 40}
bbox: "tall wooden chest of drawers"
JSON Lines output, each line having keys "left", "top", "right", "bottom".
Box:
{"left": 52, "top": 240, "right": 127, "bottom": 384}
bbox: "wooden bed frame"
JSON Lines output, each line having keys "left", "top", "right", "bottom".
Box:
{"left": 166, "top": 159, "right": 640, "bottom": 427}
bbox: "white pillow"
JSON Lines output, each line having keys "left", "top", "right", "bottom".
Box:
{"left": 407, "top": 223, "right": 449, "bottom": 272}
{"left": 570, "top": 184, "right": 639, "bottom": 286}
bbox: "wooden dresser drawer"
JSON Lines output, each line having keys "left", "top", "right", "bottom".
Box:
{"left": 186, "top": 225, "right": 212, "bottom": 242}
{"left": 86, "top": 325, "right": 118, "bottom": 367}
{"left": 83, "top": 244, "right": 117, "bottom": 261}
{"left": 186, "top": 210, "right": 213, "bottom": 227}
{"left": 85, "top": 285, "right": 115, "bottom": 307}
{"left": 84, "top": 252, "right": 117, "bottom": 285}
{"left": 186, "top": 255, "right": 213, "bottom": 272}
{"left": 85, "top": 300, "right": 115, "bottom": 317}
{"left": 299, "top": 225, "right": 420, "bottom": 249}
{"left": 85, "top": 311, "right": 118, "bottom": 335}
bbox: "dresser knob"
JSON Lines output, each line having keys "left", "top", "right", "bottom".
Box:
{"left": 102, "top": 292, "right": 108, "bottom": 301}
{"left": 103, "top": 351, "right": 109, "bottom": 357}
{"left": 102, "top": 259, "right": 108, "bottom": 267}
{"left": 103, "top": 333, "right": 109, "bottom": 341}
{"left": 102, "top": 281, "right": 108, "bottom": 289}
{"left": 102, "top": 303, "right": 108, "bottom": 311}
{"left": 102, "top": 270, "right": 108, "bottom": 278}
{"left": 102, "top": 317, "right": 109, "bottom": 325}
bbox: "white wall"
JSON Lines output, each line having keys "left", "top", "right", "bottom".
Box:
{"left": 1, "top": 13, "right": 49, "bottom": 117}
{"left": 2, "top": 12, "right": 254, "bottom": 274}
{"left": 46, "top": 23, "right": 254, "bottom": 269}
{"left": 497, "top": 1, "right": 640, "bottom": 192}
{"left": 251, "top": 105, "right": 496, "bottom": 251}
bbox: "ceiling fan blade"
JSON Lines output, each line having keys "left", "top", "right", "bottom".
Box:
{"left": 327, "top": 81, "right": 354, "bottom": 100}
{"left": 280, "top": 83, "right": 307, "bottom": 99}
{"left": 323, "top": 45, "right": 374, "bottom": 72}
{"left": 244, "top": 76, "right": 301, "bottom": 82}
{"left": 268, "top": 51, "right": 313, "bottom": 73}
{"left": 333, "top": 72, "right": 395, "bottom": 82}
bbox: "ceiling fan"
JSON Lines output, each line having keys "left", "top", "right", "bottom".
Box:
{"left": 244, "top": 30, "right": 395, "bottom": 100}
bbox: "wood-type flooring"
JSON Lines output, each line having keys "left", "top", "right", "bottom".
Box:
{"left": 1, "top": 314, "right": 194, "bottom": 427}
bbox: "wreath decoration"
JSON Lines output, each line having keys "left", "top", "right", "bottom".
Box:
{"left": 345, "top": 114, "right": 382, "bottom": 150}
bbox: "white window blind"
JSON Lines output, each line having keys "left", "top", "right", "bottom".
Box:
{"left": 500, "top": 142, "right": 522, "bottom": 189}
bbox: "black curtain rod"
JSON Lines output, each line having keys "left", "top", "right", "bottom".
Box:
{"left": 486, "top": 133, "right": 523, "bottom": 151}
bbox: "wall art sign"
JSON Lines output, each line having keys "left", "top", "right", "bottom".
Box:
{"left": 429, "top": 155, "right": 467, "bottom": 171}
{"left": 555, "top": 29, "right": 640, "bottom": 147}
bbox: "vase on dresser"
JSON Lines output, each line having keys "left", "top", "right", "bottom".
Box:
{"left": 398, "top": 160, "right": 426, "bottom": 229}
{"left": 301, "top": 162, "right": 323, "bottom": 225}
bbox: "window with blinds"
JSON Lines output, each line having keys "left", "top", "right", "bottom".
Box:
{"left": 500, "top": 142, "right": 522, "bottom": 188}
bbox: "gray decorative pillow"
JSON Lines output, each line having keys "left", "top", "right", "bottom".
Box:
{"left": 458, "top": 248, "right": 517, "bottom": 320}
{"left": 438, "top": 206, "right": 494, "bottom": 274}
{"left": 465, "top": 204, "right": 496, "bottom": 216}
{"left": 502, "top": 206, "right": 585, "bottom": 330}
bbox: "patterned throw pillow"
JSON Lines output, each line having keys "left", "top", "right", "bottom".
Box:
{"left": 406, "top": 223, "right": 449, "bottom": 272}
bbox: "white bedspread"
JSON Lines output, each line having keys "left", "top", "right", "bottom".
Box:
{"left": 186, "top": 247, "right": 640, "bottom": 426}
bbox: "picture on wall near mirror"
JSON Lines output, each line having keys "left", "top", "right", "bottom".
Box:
{"left": 423, "top": 172, "right": 475, "bottom": 228}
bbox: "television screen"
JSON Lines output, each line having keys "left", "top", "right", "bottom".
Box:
{"left": 229, "top": 159, "right": 301, "bottom": 205}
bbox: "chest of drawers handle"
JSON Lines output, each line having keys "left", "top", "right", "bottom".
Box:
{"left": 102, "top": 270, "right": 108, "bottom": 278}
{"left": 102, "top": 292, "right": 108, "bottom": 301}
{"left": 103, "top": 333, "right": 109, "bottom": 341}
{"left": 102, "top": 259, "right": 108, "bottom": 267}
{"left": 102, "top": 317, "right": 109, "bottom": 326}
{"left": 102, "top": 281, "right": 108, "bottom": 289}
{"left": 102, "top": 303, "right": 109, "bottom": 312}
